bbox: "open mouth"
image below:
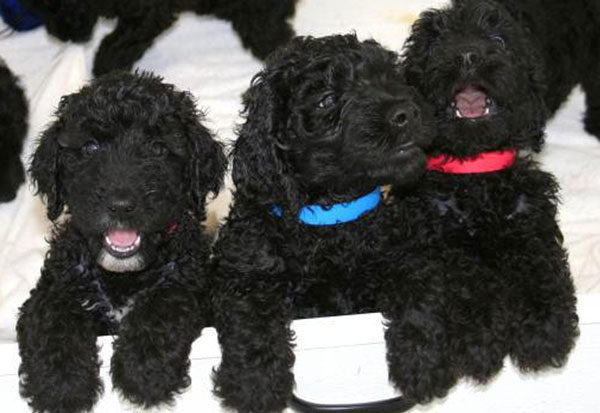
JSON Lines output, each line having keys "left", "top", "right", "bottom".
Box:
{"left": 451, "top": 84, "right": 496, "bottom": 119}
{"left": 103, "top": 229, "right": 141, "bottom": 258}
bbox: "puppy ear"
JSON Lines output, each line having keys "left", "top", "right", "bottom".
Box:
{"left": 402, "top": 9, "right": 448, "bottom": 88}
{"left": 180, "top": 98, "right": 227, "bottom": 214}
{"left": 29, "top": 122, "right": 64, "bottom": 221}
{"left": 232, "top": 73, "right": 299, "bottom": 211}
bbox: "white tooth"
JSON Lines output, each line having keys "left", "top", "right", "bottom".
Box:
{"left": 455, "top": 108, "right": 463, "bottom": 118}
{"left": 484, "top": 106, "right": 490, "bottom": 115}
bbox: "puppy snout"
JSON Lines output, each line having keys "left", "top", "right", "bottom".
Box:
{"left": 107, "top": 197, "right": 137, "bottom": 215}
{"left": 387, "top": 103, "right": 420, "bottom": 129}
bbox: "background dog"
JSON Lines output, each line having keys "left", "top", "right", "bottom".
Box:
{"left": 21, "top": 0, "right": 297, "bottom": 76}
{"left": 385, "top": 0, "right": 580, "bottom": 403}
{"left": 402, "top": 0, "right": 600, "bottom": 141}
{"left": 0, "top": 57, "right": 28, "bottom": 203}
{"left": 17, "top": 71, "right": 226, "bottom": 413}
{"left": 211, "top": 34, "right": 435, "bottom": 412}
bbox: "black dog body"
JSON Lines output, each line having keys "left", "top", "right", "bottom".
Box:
{"left": 21, "top": 0, "right": 297, "bottom": 77}
{"left": 17, "top": 72, "right": 226, "bottom": 413}
{"left": 212, "top": 34, "right": 435, "bottom": 413}
{"left": 391, "top": 0, "right": 581, "bottom": 403}
{"left": 0, "top": 58, "right": 28, "bottom": 203}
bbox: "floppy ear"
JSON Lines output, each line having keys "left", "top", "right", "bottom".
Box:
{"left": 178, "top": 95, "right": 227, "bottom": 215}
{"left": 231, "top": 73, "right": 300, "bottom": 211}
{"left": 402, "top": 8, "right": 448, "bottom": 88}
{"left": 29, "top": 122, "right": 64, "bottom": 221}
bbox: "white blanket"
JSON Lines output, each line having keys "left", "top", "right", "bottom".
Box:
{"left": 1, "top": 0, "right": 598, "bottom": 343}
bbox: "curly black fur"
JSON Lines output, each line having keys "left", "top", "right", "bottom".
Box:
{"left": 17, "top": 71, "right": 227, "bottom": 413}
{"left": 211, "top": 34, "right": 436, "bottom": 413}
{"left": 403, "top": 0, "right": 600, "bottom": 141}
{"left": 384, "top": 0, "right": 581, "bottom": 403}
{"left": 21, "top": 0, "right": 297, "bottom": 77}
{"left": 0, "top": 57, "right": 28, "bottom": 203}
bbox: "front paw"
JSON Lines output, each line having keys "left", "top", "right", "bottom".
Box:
{"left": 111, "top": 336, "right": 192, "bottom": 408}
{"left": 451, "top": 333, "right": 507, "bottom": 384}
{"left": 511, "top": 310, "right": 579, "bottom": 372}
{"left": 386, "top": 318, "right": 457, "bottom": 403}
{"left": 214, "top": 355, "right": 294, "bottom": 413}
{"left": 19, "top": 362, "right": 102, "bottom": 413}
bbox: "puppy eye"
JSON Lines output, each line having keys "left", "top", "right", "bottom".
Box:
{"left": 82, "top": 140, "right": 100, "bottom": 156}
{"left": 491, "top": 36, "right": 506, "bottom": 49}
{"left": 150, "top": 141, "right": 168, "bottom": 157}
{"left": 317, "top": 94, "right": 336, "bottom": 110}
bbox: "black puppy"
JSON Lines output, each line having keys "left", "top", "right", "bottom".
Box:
{"left": 0, "top": 57, "right": 28, "bottom": 203}
{"left": 17, "top": 71, "right": 226, "bottom": 413}
{"left": 403, "top": 0, "right": 600, "bottom": 140}
{"left": 384, "top": 0, "right": 580, "bottom": 403}
{"left": 211, "top": 34, "right": 434, "bottom": 413}
{"left": 21, "top": 0, "right": 297, "bottom": 76}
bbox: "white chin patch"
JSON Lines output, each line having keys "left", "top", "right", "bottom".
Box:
{"left": 97, "top": 250, "right": 145, "bottom": 273}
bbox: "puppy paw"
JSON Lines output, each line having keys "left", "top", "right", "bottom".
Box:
{"left": 111, "top": 335, "right": 193, "bottom": 408}
{"left": 385, "top": 317, "right": 457, "bottom": 403}
{"left": 452, "top": 334, "right": 507, "bottom": 383}
{"left": 511, "top": 311, "right": 579, "bottom": 372}
{"left": 214, "top": 358, "right": 294, "bottom": 413}
{"left": 19, "top": 365, "right": 102, "bottom": 413}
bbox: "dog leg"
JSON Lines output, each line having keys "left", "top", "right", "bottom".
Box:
{"left": 213, "top": 0, "right": 295, "bottom": 59}
{"left": 110, "top": 275, "right": 204, "bottom": 408}
{"left": 381, "top": 260, "right": 457, "bottom": 403}
{"left": 582, "top": 60, "right": 600, "bottom": 139}
{"left": 0, "top": 149, "right": 25, "bottom": 202}
{"left": 442, "top": 254, "right": 509, "bottom": 384}
{"left": 17, "top": 271, "right": 103, "bottom": 413}
{"left": 502, "top": 237, "right": 579, "bottom": 372}
{"left": 213, "top": 292, "right": 295, "bottom": 413}
{"left": 92, "top": 5, "right": 176, "bottom": 76}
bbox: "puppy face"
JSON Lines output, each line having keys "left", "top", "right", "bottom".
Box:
{"left": 31, "top": 72, "right": 226, "bottom": 273}
{"left": 233, "top": 34, "right": 434, "bottom": 209}
{"left": 403, "top": 0, "right": 547, "bottom": 156}
{"left": 21, "top": 0, "right": 98, "bottom": 42}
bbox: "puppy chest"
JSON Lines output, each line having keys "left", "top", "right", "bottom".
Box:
{"left": 421, "top": 178, "right": 533, "bottom": 238}
{"left": 79, "top": 271, "right": 159, "bottom": 328}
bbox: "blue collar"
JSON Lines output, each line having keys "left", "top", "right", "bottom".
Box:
{"left": 271, "top": 186, "right": 382, "bottom": 226}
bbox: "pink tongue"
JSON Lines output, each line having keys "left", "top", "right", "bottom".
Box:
{"left": 107, "top": 229, "right": 138, "bottom": 247}
{"left": 455, "top": 85, "right": 487, "bottom": 118}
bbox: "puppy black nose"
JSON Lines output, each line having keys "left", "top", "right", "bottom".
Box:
{"left": 107, "top": 198, "right": 137, "bottom": 214}
{"left": 388, "top": 104, "right": 420, "bottom": 128}
{"left": 461, "top": 51, "right": 479, "bottom": 66}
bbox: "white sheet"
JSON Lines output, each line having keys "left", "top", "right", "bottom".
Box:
{"left": 1, "top": 0, "right": 598, "bottom": 343}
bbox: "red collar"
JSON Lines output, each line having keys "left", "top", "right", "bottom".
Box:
{"left": 427, "top": 149, "right": 517, "bottom": 174}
